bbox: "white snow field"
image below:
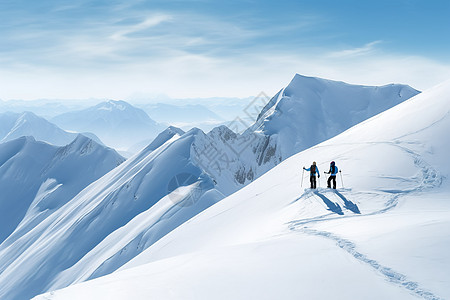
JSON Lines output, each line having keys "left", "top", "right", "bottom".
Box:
{"left": 0, "top": 75, "right": 421, "bottom": 300}
{"left": 35, "top": 79, "right": 450, "bottom": 300}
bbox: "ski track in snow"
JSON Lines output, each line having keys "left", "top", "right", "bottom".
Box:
{"left": 288, "top": 141, "right": 444, "bottom": 300}
{"left": 293, "top": 227, "right": 444, "bottom": 300}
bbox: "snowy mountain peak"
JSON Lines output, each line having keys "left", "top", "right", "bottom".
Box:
{"left": 0, "top": 135, "right": 124, "bottom": 248}
{"left": 251, "top": 74, "right": 420, "bottom": 158}
{"left": 99, "top": 100, "right": 130, "bottom": 111}
{"left": 0, "top": 111, "right": 102, "bottom": 147}
{"left": 165, "top": 125, "right": 185, "bottom": 136}
{"left": 207, "top": 125, "right": 237, "bottom": 140}
{"left": 17, "top": 111, "right": 40, "bottom": 121}
{"left": 142, "top": 126, "right": 186, "bottom": 153}
{"left": 58, "top": 134, "right": 104, "bottom": 157}
{"left": 0, "top": 136, "right": 40, "bottom": 165}
{"left": 93, "top": 100, "right": 146, "bottom": 116}
{"left": 12, "top": 111, "right": 50, "bottom": 128}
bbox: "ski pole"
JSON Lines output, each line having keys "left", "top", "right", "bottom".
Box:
{"left": 339, "top": 170, "right": 344, "bottom": 188}
{"left": 301, "top": 168, "right": 305, "bottom": 188}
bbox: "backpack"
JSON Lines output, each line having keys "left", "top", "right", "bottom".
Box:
{"left": 311, "top": 165, "right": 316, "bottom": 175}
{"left": 331, "top": 165, "right": 336, "bottom": 174}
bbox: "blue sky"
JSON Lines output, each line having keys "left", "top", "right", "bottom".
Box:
{"left": 1, "top": 0, "right": 449, "bottom": 100}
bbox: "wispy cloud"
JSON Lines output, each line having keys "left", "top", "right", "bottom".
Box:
{"left": 110, "top": 14, "right": 172, "bottom": 41}
{"left": 327, "top": 41, "right": 383, "bottom": 58}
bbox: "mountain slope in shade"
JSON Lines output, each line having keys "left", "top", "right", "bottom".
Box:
{"left": 0, "top": 134, "right": 124, "bottom": 246}
{"left": 52, "top": 100, "right": 166, "bottom": 151}
{"left": 36, "top": 80, "right": 450, "bottom": 300}
{"left": 0, "top": 111, "right": 102, "bottom": 146}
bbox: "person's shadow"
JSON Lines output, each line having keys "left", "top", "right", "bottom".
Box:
{"left": 314, "top": 191, "right": 344, "bottom": 215}
{"left": 333, "top": 190, "right": 361, "bottom": 214}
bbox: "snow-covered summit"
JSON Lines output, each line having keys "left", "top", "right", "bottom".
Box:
{"left": 251, "top": 74, "right": 420, "bottom": 157}
{"left": 143, "top": 126, "right": 186, "bottom": 152}
{"left": 91, "top": 100, "right": 154, "bottom": 122}
{"left": 97, "top": 100, "right": 128, "bottom": 111}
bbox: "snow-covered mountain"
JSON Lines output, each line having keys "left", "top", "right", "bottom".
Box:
{"left": 51, "top": 100, "right": 166, "bottom": 151}
{"left": 35, "top": 79, "right": 450, "bottom": 300}
{"left": 250, "top": 74, "right": 420, "bottom": 157}
{"left": 192, "top": 74, "right": 419, "bottom": 188}
{"left": 0, "top": 111, "right": 102, "bottom": 146}
{"left": 0, "top": 134, "right": 124, "bottom": 250}
{"left": 0, "top": 75, "right": 419, "bottom": 300}
{"left": 0, "top": 127, "right": 222, "bottom": 300}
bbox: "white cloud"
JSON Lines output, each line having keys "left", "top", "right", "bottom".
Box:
{"left": 327, "top": 41, "right": 383, "bottom": 58}
{"left": 110, "top": 14, "right": 172, "bottom": 41}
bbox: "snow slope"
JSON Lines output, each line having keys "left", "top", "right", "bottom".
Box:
{"left": 0, "top": 111, "right": 102, "bottom": 146}
{"left": 51, "top": 100, "right": 166, "bottom": 151}
{"left": 36, "top": 80, "right": 450, "bottom": 300}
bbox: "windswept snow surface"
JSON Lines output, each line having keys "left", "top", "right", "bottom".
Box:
{"left": 36, "top": 80, "right": 450, "bottom": 300}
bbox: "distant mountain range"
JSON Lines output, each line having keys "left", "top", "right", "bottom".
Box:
{"left": 51, "top": 100, "right": 166, "bottom": 151}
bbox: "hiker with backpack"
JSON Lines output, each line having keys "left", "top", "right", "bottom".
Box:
{"left": 325, "top": 161, "right": 338, "bottom": 189}
{"left": 303, "top": 162, "right": 320, "bottom": 189}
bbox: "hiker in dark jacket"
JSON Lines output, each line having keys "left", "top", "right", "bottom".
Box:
{"left": 303, "top": 161, "right": 320, "bottom": 189}
{"left": 325, "top": 161, "right": 338, "bottom": 189}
